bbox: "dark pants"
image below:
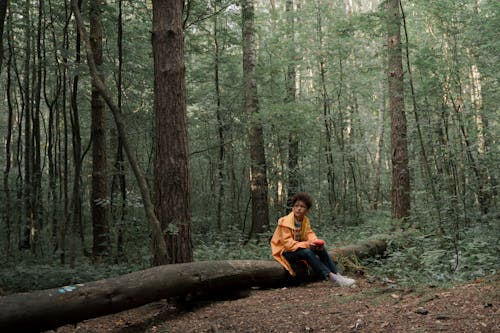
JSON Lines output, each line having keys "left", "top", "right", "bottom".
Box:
{"left": 283, "top": 247, "right": 338, "bottom": 279}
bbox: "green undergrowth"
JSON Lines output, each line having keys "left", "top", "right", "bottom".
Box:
{"left": 0, "top": 259, "right": 143, "bottom": 294}
{"left": 1, "top": 214, "right": 497, "bottom": 294}
{"left": 362, "top": 220, "right": 500, "bottom": 286}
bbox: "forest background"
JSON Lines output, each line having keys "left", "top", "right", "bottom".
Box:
{"left": 0, "top": 0, "right": 498, "bottom": 294}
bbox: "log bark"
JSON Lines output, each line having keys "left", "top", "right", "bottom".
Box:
{"left": 0, "top": 237, "right": 387, "bottom": 332}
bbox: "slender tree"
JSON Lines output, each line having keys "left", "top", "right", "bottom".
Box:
{"left": 316, "top": 0, "right": 336, "bottom": 222}
{"left": 286, "top": 0, "right": 299, "bottom": 207}
{"left": 212, "top": 0, "right": 225, "bottom": 231}
{"left": 386, "top": 0, "right": 410, "bottom": 222}
{"left": 68, "top": 0, "right": 84, "bottom": 264}
{"left": 90, "top": 0, "right": 109, "bottom": 260}
{"left": 3, "top": 3, "right": 13, "bottom": 254}
{"left": 372, "top": 78, "right": 386, "bottom": 209}
{"left": 21, "top": 0, "right": 33, "bottom": 250}
{"left": 400, "top": 1, "right": 442, "bottom": 227}
{"left": 110, "top": 0, "right": 127, "bottom": 260}
{"left": 242, "top": 0, "right": 269, "bottom": 237}
{"left": 152, "top": 0, "right": 193, "bottom": 264}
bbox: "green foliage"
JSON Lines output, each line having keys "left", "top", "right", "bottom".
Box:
{"left": 0, "top": 259, "right": 145, "bottom": 294}
{"left": 1, "top": 214, "right": 497, "bottom": 294}
{"left": 193, "top": 227, "right": 272, "bottom": 261}
{"left": 0, "top": 0, "right": 497, "bottom": 294}
{"left": 364, "top": 221, "right": 500, "bottom": 286}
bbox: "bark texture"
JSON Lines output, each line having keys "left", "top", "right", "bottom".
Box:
{"left": 90, "top": 0, "right": 109, "bottom": 260}
{"left": 0, "top": 238, "right": 387, "bottom": 332}
{"left": 242, "top": 0, "right": 270, "bottom": 236}
{"left": 386, "top": 0, "right": 410, "bottom": 221}
{"left": 71, "top": 0, "right": 169, "bottom": 263}
{"left": 152, "top": 0, "right": 193, "bottom": 265}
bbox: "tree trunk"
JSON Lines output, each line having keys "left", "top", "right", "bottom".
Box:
{"left": 90, "top": 0, "right": 109, "bottom": 260}
{"left": 372, "top": 78, "right": 385, "bottom": 209}
{"left": 213, "top": 1, "right": 225, "bottom": 231}
{"left": 316, "top": 2, "right": 336, "bottom": 222}
{"left": 110, "top": 0, "right": 127, "bottom": 260}
{"left": 386, "top": 0, "right": 410, "bottom": 222}
{"left": 243, "top": 0, "right": 270, "bottom": 237}
{"left": 152, "top": 0, "right": 193, "bottom": 265}
{"left": 286, "top": 0, "right": 299, "bottom": 207}
{"left": 21, "top": 0, "right": 34, "bottom": 251}
{"left": 68, "top": 0, "right": 83, "bottom": 265}
{"left": 32, "top": 0, "right": 43, "bottom": 254}
{"left": 0, "top": 238, "right": 388, "bottom": 332}
{"left": 71, "top": 0, "right": 169, "bottom": 266}
{"left": 400, "top": 2, "right": 442, "bottom": 228}
{"left": 3, "top": 14, "right": 13, "bottom": 255}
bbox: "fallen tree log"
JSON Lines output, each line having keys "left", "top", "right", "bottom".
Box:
{"left": 0, "top": 237, "right": 387, "bottom": 332}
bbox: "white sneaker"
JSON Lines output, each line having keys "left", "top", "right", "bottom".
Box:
{"left": 330, "top": 273, "right": 356, "bottom": 287}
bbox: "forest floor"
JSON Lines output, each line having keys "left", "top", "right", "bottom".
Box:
{"left": 50, "top": 273, "right": 499, "bottom": 333}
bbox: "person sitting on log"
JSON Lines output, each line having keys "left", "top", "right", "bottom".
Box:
{"left": 270, "top": 192, "right": 355, "bottom": 287}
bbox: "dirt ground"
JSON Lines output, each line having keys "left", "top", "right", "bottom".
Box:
{"left": 51, "top": 274, "right": 499, "bottom": 333}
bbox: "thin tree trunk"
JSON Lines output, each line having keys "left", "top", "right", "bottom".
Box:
{"left": 400, "top": 1, "right": 442, "bottom": 229}
{"left": 90, "top": 0, "right": 109, "bottom": 261}
{"left": 3, "top": 13, "right": 13, "bottom": 254}
{"left": 111, "top": 0, "right": 127, "bottom": 260}
{"left": 32, "top": 0, "right": 44, "bottom": 254}
{"left": 242, "top": 0, "right": 270, "bottom": 237}
{"left": 10, "top": 23, "right": 24, "bottom": 248}
{"left": 68, "top": 0, "right": 83, "bottom": 266}
{"left": 21, "top": 0, "right": 34, "bottom": 250}
{"left": 344, "top": 77, "right": 361, "bottom": 218}
{"left": 372, "top": 79, "right": 385, "bottom": 209}
{"left": 45, "top": 0, "right": 63, "bottom": 251}
{"left": 316, "top": 1, "right": 336, "bottom": 222}
{"left": 286, "top": 0, "right": 299, "bottom": 207}
{"left": 213, "top": 1, "right": 225, "bottom": 231}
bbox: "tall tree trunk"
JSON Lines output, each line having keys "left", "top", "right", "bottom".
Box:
{"left": 46, "top": 0, "right": 61, "bottom": 251}
{"left": 32, "top": 0, "right": 44, "bottom": 254}
{"left": 3, "top": 10, "right": 13, "bottom": 255}
{"left": 316, "top": 1, "right": 336, "bottom": 222}
{"left": 213, "top": 0, "right": 225, "bottom": 231}
{"left": 21, "top": 0, "right": 34, "bottom": 250}
{"left": 90, "top": 0, "right": 109, "bottom": 261}
{"left": 386, "top": 0, "right": 410, "bottom": 223}
{"left": 242, "top": 0, "right": 269, "bottom": 237}
{"left": 68, "top": 0, "right": 83, "bottom": 266}
{"left": 345, "top": 86, "right": 360, "bottom": 217}
{"left": 400, "top": 1, "right": 442, "bottom": 229}
{"left": 71, "top": 0, "right": 169, "bottom": 265}
{"left": 110, "top": 0, "right": 127, "bottom": 260}
{"left": 372, "top": 78, "right": 385, "bottom": 209}
{"left": 286, "top": 0, "right": 299, "bottom": 207}
{"left": 152, "top": 0, "right": 193, "bottom": 264}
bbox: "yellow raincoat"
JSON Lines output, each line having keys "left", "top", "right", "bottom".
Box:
{"left": 270, "top": 212, "right": 318, "bottom": 275}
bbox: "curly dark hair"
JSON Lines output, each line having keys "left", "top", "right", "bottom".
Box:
{"left": 291, "top": 192, "right": 313, "bottom": 209}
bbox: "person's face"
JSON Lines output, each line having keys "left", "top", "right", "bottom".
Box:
{"left": 292, "top": 200, "right": 309, "bottom": 221}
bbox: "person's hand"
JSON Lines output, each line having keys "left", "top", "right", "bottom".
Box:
{"left": 310, "top": 243, "right": 323, "bottom": 251}
{"left": 310, "top": 239, "right": 325, "bottom": 250}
